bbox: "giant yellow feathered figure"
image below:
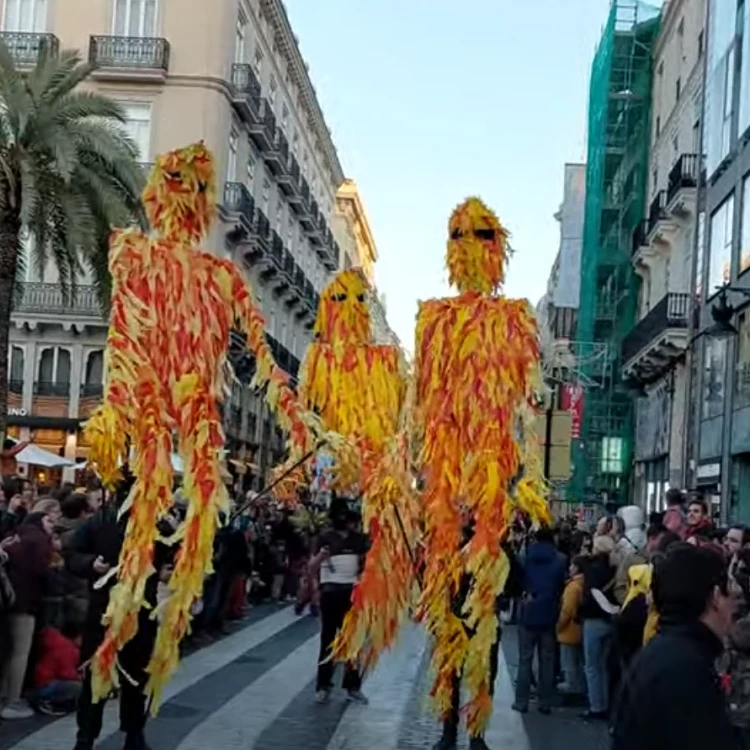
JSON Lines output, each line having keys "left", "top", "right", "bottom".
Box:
{"left": 414, "top": 197, "right": 549, "bottom": 737}
{"left": 85, "top": 142, "right": 321, "bottom": 708}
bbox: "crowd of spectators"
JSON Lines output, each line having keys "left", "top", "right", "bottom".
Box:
{"left": 0, "top": 475, "right": 323, "bottom": 725}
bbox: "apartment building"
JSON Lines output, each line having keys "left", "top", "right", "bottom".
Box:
{"left": 690, "top": 0, "right": 750, "bottom": 521}
{"left": 2, "top": 0, "right": 356, "bottom": 484}
{"left": 626, "top": 0, "right": 705, "bottom": 513}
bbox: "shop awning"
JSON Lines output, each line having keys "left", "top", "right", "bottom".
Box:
{"left": 15, "top": 443, "right": 74, "bottom": 469}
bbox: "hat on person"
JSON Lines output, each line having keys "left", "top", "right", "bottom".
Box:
{"left": 593, "top": 534, "right": 616, "bottom": 556}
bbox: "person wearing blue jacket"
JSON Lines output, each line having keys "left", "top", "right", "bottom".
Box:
{"left": 512, "top": 526, "right": 567, "bottom": 715}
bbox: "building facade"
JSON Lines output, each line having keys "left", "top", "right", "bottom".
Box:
{"left": 2, "top": 0, "right": 352, "bottom": 484}
{"left": 572, "top": 0, "right": 660, "bottom": 507}
{"left": 690, "top": 0, "right": 750, "bottom": 521}
{"left": 626, "top": 0, "right": 705, "bottom": 515}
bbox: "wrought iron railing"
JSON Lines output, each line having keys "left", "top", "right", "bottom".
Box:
{"left": 622, "top": 292, "right": 690, "bottom": 364}
{"left": 223, "top": 182, "right": 255, "bottom": 226}
{"left": 89, "top": 35, "right": 170, "bottom": 71}
{"left": 7, "top": 379, "right": 23, "bottom": 395}
{"left": 231, "top": 63, "right": 261, "bottom": 100}
{"left": 667, "top": 153, "right": 700, "bottom": 205}
{"left": 647, "top": 190, "right": 667, "bottom": 235}
{"left": 13, "top": 283, "right": 103, "bottom": 317}
{"left": 35, "top": 381, "right": 70, "bottom": 397}
{"left": 0, "top": 31, "right": 59, "bottom": 64}
{"left": 255, "top": 210, "right": 270, "bottom": 242}
{"left": 81, "top": 383, "right": 104, "bottom": 398}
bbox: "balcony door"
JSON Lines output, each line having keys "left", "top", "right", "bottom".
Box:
{"left": 3, "top": 0, "right": 47, "bottom": 32}
{"left": 38, "top": 347, "right": 71, "bottom": 396}
{"left": 113, "top": 0, "right": 158, "bottom": 37}
{"left": 119, "top": 102, "right": 151, "bottom": 162}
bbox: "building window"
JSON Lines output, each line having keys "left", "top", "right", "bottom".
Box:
{"left": 600, "top": 437, "right": 624, "bottom": 475}
{"left": 736, "top": 312, "right": 750, "bottom": 409}
{"left": 3, "top": 0, "right": 47, "bottom": 31}
{"left": 292, "top": 130, "right": 299, "bottom": 156}
{"left": 262, "top": 179, "right": 270, "bottom": 212}
{"left": 676, "top": 76, "right": 681, "bottom": 102}
{"left": 235, "top": 10, "right": 247, "bottom": 64}
{"left": 38, "top": 347, "right": 71, "bottom": 392}
{"left": 245, "top": 153, "right": 255, "bottom": 191}
{"left": 655, "top": 116, "right": 661, "bottom": 139}
{"left": 703, "top": 337, "right": 728, "bottom": 420}
{"left": 269, "top": 75, "right": 277, "bottom": 104}
{"left": 253, "top": 46, "right": 263, "bottom": 75}
{"left": 699, "top": 30, "right": 704, "bottom": 59}
{"left": 287, "top": 216, "right": 294, "bottom": 252}
{"left": 740, "top": 0, "right": 750, "bottom": 138}
{"left": 113, "top": 0, "right": 157, "bottom": 37}
{"left": 227, "top": 127, "right": 238, "bottom": 181}
{"left": 708, "top": 193, "right": 735, "bottom": 295}
{"left": 9, "top": 346, "right": 24, "bottom": 385}
{"left": 741, "top": 175, "right": 750, "bottom": 274}
{"left": 275, "top": 201, "right": 283, "bottom": 233}
{"left": 281, "top": 104, "right": 289, "bottom": 134}
{"left": 706, "top": 0, "right": 737, "bottom": 176}
{"left": 119, "top": 102, "right": 151, "bottom": 161}
{"left": 85, "top": 351, "right": 104, "bottom": 388}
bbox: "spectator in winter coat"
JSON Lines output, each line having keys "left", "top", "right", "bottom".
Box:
{"left": 0, "top": 511, "right": 54, "bottom": 720}
{"left": 662, "top": 488, "right": 686, "bottom": 538}
{"left": 33, "top": 626, "right": 82, "bottom": 715}
{"left": 580, "top": 534, "right": 618, "bottom": 720}
{"left": 513, "top": 527, "right": 566, "bottom": 715}
{"left": 685, "top": 498, "right": 713, "bottom": 543}
{"left": 612, "top": 543, "right": 738, "bottom": 750}
{"left": 57, "top": 493, "right": 92, "bottom": 633}
{"left": 557, "top": 556, "right": 587, "bottom": 697}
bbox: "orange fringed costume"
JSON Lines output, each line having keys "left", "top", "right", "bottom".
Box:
{"left": 84, "top": 142, "right": 320, "bottom": 709}
{"left": 414, "top": 198, "right": 549, "bottom": 736}
{"left": 296, "top": 269, "right": 417, "bottom": 671}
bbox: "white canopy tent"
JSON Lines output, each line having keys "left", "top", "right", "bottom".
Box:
{"left": 6, "top": 438, "right": 75, "bottom": 469}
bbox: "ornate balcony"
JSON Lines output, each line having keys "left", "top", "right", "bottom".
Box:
{"left": 221, "top": 182, "right": 255, "bottom": 229}
{"left": 278, "top": 152, "right": 299, "bottom": 197}
{"left": 0, "top": 32, "right": 59, "bottom": 66}
{"left": 622, "top": 292, "right": 691, "bottom": 381}
{"left": 265, "top": 128, "right": 289, "bottom": 177}
{"left": 12, "top": 283, "right": 105, "bottom": 327}
{"left": 248, "top": 98, "right": 276, "bottom": 152}
{"left": 230, "top": 63, "right": 262, "bottom": 122}
{"left": 666, "top": 153, "right": 700, "bottom": 216}
{"left": 89, "top": 36, "right": 170, "bottom": 81}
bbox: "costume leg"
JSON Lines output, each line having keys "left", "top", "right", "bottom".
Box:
{"left": 146, "top": 384, "right": 226, "bottom": 704}
{"left": 76, "top": 619, "right": 107, "bottom": 747}
{"left": 118, "top": 614, "right": 155, "bottom": 738}
{"left": 92, "top": 377, "right": 173, "bottom": 700}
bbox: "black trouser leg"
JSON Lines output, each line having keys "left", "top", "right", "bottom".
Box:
{"left": 118, "top": 617, "right": 155, "bottom": 737}
{"left": 317, "top": 586, "right": 356, "bottom": 691}
{"left": 441, "top": 672, "right": 461, "bottom": 740}
{"left": 76, "top": 669, "right": 106, "bottom": 747}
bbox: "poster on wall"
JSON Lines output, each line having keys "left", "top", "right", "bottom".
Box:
{"left": 561, "top": 383, "right": 584, "bottom": 439}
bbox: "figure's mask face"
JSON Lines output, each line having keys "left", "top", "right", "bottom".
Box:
{"left": 447, "top": 197, "right": 509, "bottom": 294}
{"left": 143, "top": 142, "right": 216, "bottom": 244}
{"left": 314, "top": 268, "right": 371, "bottom": 345}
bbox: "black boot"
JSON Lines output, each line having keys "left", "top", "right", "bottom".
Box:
{"left": 432, "top": 730, "right": 458, "bottom": 750}
{"left": 123, "top": 731, "right": 151, "bottom": 750}
{"left": 469, "top": 737, "right": 491, "bottom": 750}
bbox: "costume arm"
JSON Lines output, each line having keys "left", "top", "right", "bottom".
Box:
{"left": 85, "top": 229, "right": 143, "bottom": 488}
{"left": 229, "top": 266, "right": 320, "bottom": 456}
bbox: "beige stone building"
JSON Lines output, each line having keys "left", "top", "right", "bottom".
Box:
{"left": 626, "top": 0, "right": 706, "bottom": 513}
{"left": 3, "top": 0, "right": 365, "bottom": 485}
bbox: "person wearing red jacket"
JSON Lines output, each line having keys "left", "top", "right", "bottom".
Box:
{"left": 33, "top": 626, "right": 82, "bottom": 716}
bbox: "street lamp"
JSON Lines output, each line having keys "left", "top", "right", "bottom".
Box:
{"left": 705, "top": 286, "right": 739, "bottom": 339}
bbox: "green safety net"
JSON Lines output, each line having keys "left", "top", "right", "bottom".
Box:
{"left": 571, "top": 0, "right": 661, "bottom": 505}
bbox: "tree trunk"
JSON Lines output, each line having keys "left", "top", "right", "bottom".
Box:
{"left": 0, "top": 172, "right": 21, "bottom": 459}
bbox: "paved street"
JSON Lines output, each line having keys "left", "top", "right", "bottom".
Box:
{"left": 0, "top": 606, "right": 608, "bottom": 750}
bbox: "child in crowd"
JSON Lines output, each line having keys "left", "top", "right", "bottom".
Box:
{"left": 32, "top": 626, "right": 82, "bottom": 716}
{"left": 557, "top": 556, "right": 587, "bottom": 698}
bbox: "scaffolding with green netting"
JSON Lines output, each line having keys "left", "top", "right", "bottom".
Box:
{"left": 571, "top": 0, "right": 660, "bottom": 506}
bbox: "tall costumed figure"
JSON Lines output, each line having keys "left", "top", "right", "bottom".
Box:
{"left": 295, "top": 269, "right": 419, "bottom": 688}
{"left": 415, "top": 198, "right": 550, "bottom": 750}
{"left": 84, "top": 142, "right": 321, "bottom": 709}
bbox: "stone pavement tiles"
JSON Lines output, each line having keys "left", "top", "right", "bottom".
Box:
{"left": 0, "top": 606, "right": 607, "bottom": 750}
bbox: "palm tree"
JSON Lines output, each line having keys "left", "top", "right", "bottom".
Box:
{"left": 0, "top": 41, "right": 146, "bottom": 446}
